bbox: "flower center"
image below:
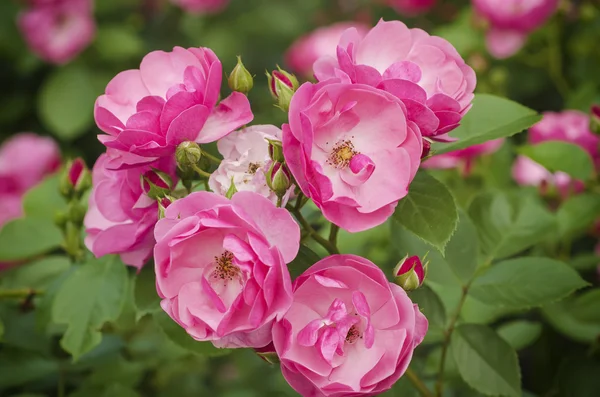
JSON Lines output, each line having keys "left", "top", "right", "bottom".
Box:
{"left": 211, "top": 251, "right": 239, "bottom": 281}
{"left": 247, "top": 162, "right": 261, "bottom": 174}
{"left": 327, "top": 140, "right": 358, "bottom": 169}
{"left": 345, "top": 324, "right": 361, "bottom": 344}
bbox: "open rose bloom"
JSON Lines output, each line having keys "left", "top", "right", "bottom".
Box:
{"left": 473, "top": 0, "right": 558, "bottom": 58}
{"left": 95, "top": 46, "right": 253, "bottom": 168}
{"left": 18, "top": 0, "right": 96, "bottom": 64}
{"left": 273, "top": 255, "right": 427, "bottom": 396}
{"left": 283, "top": 80, "right": 422, "bottom": 232}
{"left": 314, "top": 20, "right": 476, "bottom": 142}
{"left": 154, "top": 191, "right": 299, "bottom": 348}
{"left": 513, "top": 111, "right": 599, "bottom": 196}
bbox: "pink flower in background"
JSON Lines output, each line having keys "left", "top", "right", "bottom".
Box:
{"left": 0, "top": 133, "right": 60, "bottom": 228}
{"left": 423, "top": 139, "right": 504, "bottom": 174}
{"left": 512, "top": 111, "right": 598, "bottom": 196}
{"left": 170, "top": 0, "right": 229, "bottom": 14}
{"left": 154, "top": 191, "right": 299, "bottom": 348}
{"left": 209, "top": 125, "right": 294, "bottom": 205}
{"left": 314, "top": 20, "right": 476, "bottom": 142}
{"left": 389, "top": 0, "right": 437, "bottom": 16}
{"left": 282, "top": 80, "right": 422, "bottom": 232}
{"left": 84, "top": 153, "right": 176, "bottom": 269}
{"left": 273, "top": 255, "right": 428, "bottom": 397}
{"left": 473, "top": 0, "right": 559, "bottom": 59}
{"left": 285, "top": 22, "right": 369, "bottom": 78}
{"left": 18, "top": 0, "right": 95, "bottom": 65}
{"left": 95, "top": 46, "right": 253, "bottom": 169}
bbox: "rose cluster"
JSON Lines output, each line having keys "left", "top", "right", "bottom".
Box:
{"left": 82, "top": 19, "right": 478, "bottom": 396}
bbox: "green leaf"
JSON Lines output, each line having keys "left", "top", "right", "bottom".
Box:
{"left": 288, "top": 244, "right": 321, "bottom": 278}
{"left": 0, "top": 217, "right": 62, "bottom": 261}
{"left": 22, "top": 174, "right": 66, "bottom": 220}
{"left": 570, "top": 289, "right": 600, "bottom": 323}
{"left": 556, "top": 193, "right": 600, "bottom": 237}
{"left": 153, "top": 310, "right": 230, "bottom": 357}
{"left": 468, "top": 191, "right": 556, "bottom": 261}
{"left": 52, "top": 256, "right": 129, "bottom": 361}
{"left": 518, "top": 141, "right": 595, "bottom": 180}
{"left": 38, "top": 64, "right": 97, "bottom": 140}
{"left": 432, "top": 94, "right": 541, "bottom": 154}
{"left": 470, "top": 257, "right": 588, "bottom": 310}
{"left": 543, "top": 296, "right": 600, "bottom": 343}
{"left": 94, "top": 25, "right": 144, "bottom": 62}
{"left": 571, "top": 253, "right": 600, "bottom": 271}
{"left": 451, "top": 324, "right": 521, "bottom": 397}
{"left": 133, "top": 265, "right": 161, "bottom": 320}
{"left": 0, "top": 256, "right": 70, "bottom": 289}
{"left": 0, "top": 350, "right": 58, "bottom": 389}
{"left": 393, "top": 171, "right": 458, "bottom": 253}
{"left": 443, "top": 210, "right": 479, "bottom": 283}
{"left": 409, "top": 286, "right": 446, "bottom": 343}
{"left": 496, "top": 320, "right": 542, "bottom": 350}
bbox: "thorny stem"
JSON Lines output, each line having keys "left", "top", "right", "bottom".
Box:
{"left": 405, "top": 367, "right": 435, "bottom": 397}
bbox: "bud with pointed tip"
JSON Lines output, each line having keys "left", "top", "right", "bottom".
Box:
{"left": 393, "top": 255, "right": 428, "bottom": 291}
{"left": 267, "top": 162, "right": 292, "bottom": 197}
{"left": 590, "top": 105, "right": 600, "bottom": 136}
{"left": 60, "top": 157, "right": 91, "bottom": 199}
{"left": 267, "top": 138, "right": 285, "bottom": 163}
{"left": 266, "top": 67, "right": 299, "bottom": 112}
{"left": 228, "top": 56, "right": 254, "bottom": 94}
{"left": 141, "top": 168, "right": 173, "bottom": 199}
{"left": 176, "top": 141, "right": 202, "bottom": 172}
{"left": 421, "top": 138, "right": 433, "bottom": 160}
{"left": 158, "top": 196, "right": 174, "bottom": 219}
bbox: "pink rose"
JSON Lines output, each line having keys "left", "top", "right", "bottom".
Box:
{"left": 273, "top": 255, "right": 428, "bottom": 397}
{"left": 285, "top": 22, "right": 370, "bottom": 78}
{"left": 170, "top": 0, "right": 228, "bottom": 14}
{"left": 422, "top": 139, "right": 504, "bottom": 173}
{"left": 512, "top": 111, "right": 598, "bottom": 196}
{"left": 389, "top": 0, "right": 436, "bottom": 16}
{"left": 84, "top": 153, "right": 176, "bottom": 269}
{"left": 95, "top": 46, "right": 253, "bottom": 168}
{"left": 473, "top": 0, "right": 558, "bottom": 58}
{"left": 282, "top": 80, "right": 422, "bottom": 232}
{"left": 0, "top": 133, "right": 60, "bottom": 228}
{"left": 314, "top": 19, "right": 476, "bottom": 141}
{"left": 209, "top": 125, "right": 294, "bottom": 205}
{"left": 154, "top": 191, "right": 300, "bottom": 348}
{"left": 18, "top": 0, "right": 95, "bottom": 65}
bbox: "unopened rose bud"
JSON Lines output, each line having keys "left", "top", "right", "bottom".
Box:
{"left": 255, "top": 343, "right": 279, "bottom": 364}
{"left": 228, "top": 56, "right": 254, "bottom": 94}
{"left": 421, "top": 138, "right": 433, "bottom": 160}
{"left": 141, "top": 168, "right": 172, "bottom": 199}
{"left": 176, "top": 141, "right": 202, "bottom": 172}
{"left": 158, "top": 196, "right": 174, "bottom": 219}
{"left": 267, "top": 138, "right": 285, "bottom": 163}
{"left": 590, "top": 105, "right": 600, "bottom": 135}
{"left": 266, "top": 67, "right": 299, "bottom": 112}
{"left": 267, "top": 162, "right": 292, "bottom": 197}
{"left": 393, "top": 255, "right": 428, "bottom": 291}
{"left": 59, "top": 157, "right": 91, "bottom": 199}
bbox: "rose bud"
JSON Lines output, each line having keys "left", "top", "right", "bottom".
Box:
{"left": 590, "top": 105, "right": 600, "bottom": 136}
{"left": 60, "top": 157, "right": 91, "bottom": 199}
{"left": 267, "top": 162, "right": 292, "bottom": 198}
{"left": 141, "top": 168, "right": 173, "bottom": 199}
{"left": 228, "top": 56, "right": 254, "bottom": 94}
{"left": 176, "top": 141, "right": 202, "bottom": 171}
{"left": 393, "top": 255, "right": 428, "bottom": 291}
{"left": 421, "top": 138, "right": 433, "bottom": 159}
{"left": 266, "top": 68, "right": 299, "bottom": 112}
{"left": 267, "top": 138, "right": 285, "bottom": 163}
{"left": 254, "top": 343, "right": 280, "bottom": 365}
{"left": 158, "top": 196, "right": 174, "bottom": 219}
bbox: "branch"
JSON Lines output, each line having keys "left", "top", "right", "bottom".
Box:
{"left": 405, "top": 367, "right": 434, "bottom": 397}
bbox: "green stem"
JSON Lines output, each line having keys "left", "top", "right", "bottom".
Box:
{"left": 201, "top": 150, "right": 222, "bottom": 165}
{"left": 192, "top": 164, "right": 212, "bottom": 179}
{"left": 406, "top": 368, "right": 435, "bottom": 397}
{"left": 276, "top": 196, "right": 283, "bottom": 208}
{"left": 329, "top": 224, "right": 340, "bottom": 252}
{"left": 0, "top": 288, "right": 43, "bottom": 299}
{"left": 547, "top": 19, "right": 570, "bottom": 97}
{"left": 288, "top": 206, "right": 339, "bottom": 255}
